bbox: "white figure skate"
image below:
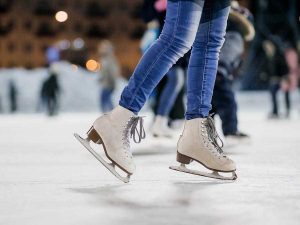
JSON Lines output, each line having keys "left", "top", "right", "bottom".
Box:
{"left": 152, "top": 115, "right": 174, "bottom": 138}
{"left": 170, "top": 117, "right": 237, "bottom": 181}
{"left": 74, "top": 106, "right": 145, "bottom": 183}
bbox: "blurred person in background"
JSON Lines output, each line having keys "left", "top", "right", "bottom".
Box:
{"left": 140, "top": 0, "right": 185, "bottom": 138}
{"left": 242, "top": 0, "right": 299, "bottom": 116}
{"left": 8, "top": 80, "right": 18, "bottom": 113}
{"left": 264, "top": 39, "right": 291, "bottom": 118}
{"left": 98, "top": 40, "right": 120, "bottom": 113}
{"left": 41, "top": 67, "right": 60, "bottom": 116}
{"left": 38, "top": 44, "right": 61, "bottom": 116}
{"left": 211, "top": 1, "right": 255, "bottom": 144}
{"left": 259, "top": 0, "right": 299, "bottom": 118}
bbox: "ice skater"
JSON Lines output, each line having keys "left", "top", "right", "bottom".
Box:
{"left": 98, "top": 41, "right": 120, "bottom": 113}
{"left": 8, "top": 80, "right": 18, "bottom": 113}
{"left": 42, "top": 67, "right": 60, "bottom": 116}
{"left": 75, "top": 0, "right": 236, "bottom": 182}
{"left": 211, "top": 1, "right": 254, "bottom": 144}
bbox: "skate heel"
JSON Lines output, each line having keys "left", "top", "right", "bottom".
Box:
{"left": 87, "top": 127, "right": 103, "bottom": 144}
{"left": 177, "top": 152, "right": 192, "bottom": 164}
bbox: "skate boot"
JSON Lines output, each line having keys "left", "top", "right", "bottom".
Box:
{"left": 152, "top": 115, "right": 174, "bottom": 138}
{"left": 170, "top": 117, "right": 237, "bottom": 180}
{"left": 74, "top": 105, "right": 145, "bottom": 183}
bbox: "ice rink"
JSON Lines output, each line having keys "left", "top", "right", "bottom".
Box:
{"left": 0, "top": 92, "right": 300, "bottom": 225}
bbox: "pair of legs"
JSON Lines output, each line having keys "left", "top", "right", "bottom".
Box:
{"left": 75, "top": 0, "right": 236, "bottom": 182}
{"left": 270, "top": 82, "right": 290, "bottom": 117}
{"left": 120, "top": 0, "right": 231, "bottom": 118}
{"left": 46, "top": 96, "right": 58, "bottom": 116}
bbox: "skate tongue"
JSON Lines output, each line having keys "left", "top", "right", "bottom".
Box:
{"left": 129, "top": 117, "right": 146, "bottom": 143}
{"left": 206, "top": 117, "right": 224, "bottom": 153}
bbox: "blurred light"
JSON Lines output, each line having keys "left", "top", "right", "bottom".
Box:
{"left": 86, "top": 59, "right": 100, "bottom": 72}
{"left": 72, "top": 64, "right": 78, "bottom": 72}
{"left": 55, "top": 11, "right": 68, "bottom": 23}
{"left": 57, "top": 40, "right": 71, "bottom": 50}
{"left": 73, "top": 38, "right": 85, "bottom": 50}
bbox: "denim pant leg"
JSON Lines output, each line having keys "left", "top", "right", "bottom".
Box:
{"left": 101, "top": 88, "right": 113, "bottom": 112}
{"left": 119, "top": 0, "right": 204, "bottom": 114}
{"left": 212, "top": 77, "right": 238, "bottom": 135}
{"left": 157, "top": 66, "right": 185, "bottom": 116}
{"left": 186, "top": 0, "right": 230, "bottom": 119}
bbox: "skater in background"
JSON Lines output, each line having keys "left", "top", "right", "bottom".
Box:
{"left": 75, "top": 0, "right": 237, "bottom": 182}
{"left": 42, "top": 68, "right": 60, "bottom": 116}
{"left": 140, "top": 0, "right": 185, "bottom": 138}
{"left": 41, "top": 45, "right": 61, "bottom": 116}
{"left": 257, "top": 0, "right": 299, "bottom": 118}
{"left": 8, "top": 80, "right": 18, "bottom": 113}
{"left": 241, "top": 0, "right": 299, "bottom": 95}
{"left": 211, "top": 1, "right": 255, "bottom": 143}
{"left": 98, "top": 40, "right": 120, "bottom": 113}
{"left": 263, "top": 40, "right": 291, "bottom": 118}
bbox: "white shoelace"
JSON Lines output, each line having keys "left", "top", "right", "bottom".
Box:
{"left": 202, "top": 116, "right": 224, "bottom": 154}
{"left": 122, "top": 116, "right": 146, "bottom": 150}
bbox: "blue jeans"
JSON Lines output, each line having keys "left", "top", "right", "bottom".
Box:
{"left": 119, "top": 0, "right": 230, "bottom": 119}
{"left": 101, "top": 88, "right": 114, "bottom": 113}
{"left": 157, "top": 66, "right": 185, "bottom": 116}
{"left": 212, "top": 75, "right": 238, "bottom": 135}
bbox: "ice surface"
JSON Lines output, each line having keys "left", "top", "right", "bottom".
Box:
{"left": 0, "top": 92, "right": 300, "bottom": 225}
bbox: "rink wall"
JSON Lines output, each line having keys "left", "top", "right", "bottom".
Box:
{"left": 0, "top": 62, "right": 125, "bottom": 113}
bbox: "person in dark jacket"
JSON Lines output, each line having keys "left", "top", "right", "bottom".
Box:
{"left": 241, "top": 0, "right": 299, "bottom": 92}
{"left": 211, "top": 1, "right": 255, "bottom": 143}
{"left": 8, "top": 80, "right": 18, "bottom": 113}
{"left": 258, "top": 0, "right": 299, "bottom": 118}
{"left": 42, "top": 69, "right": 60, "bottom": 116}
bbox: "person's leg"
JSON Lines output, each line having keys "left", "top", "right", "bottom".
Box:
{"left": 153, "top": 66, "right": 185, "bottom": 137}
{"left": 175, "top": 0, "right": 236, "bottom": 178}
{"left": 107, "top": 90, "right": 114, "bottom": 111}
{"left": 53, "top": 96, "right": 58, "bottom": 115}
{"left": 157, "top": 66, "right": 185, "bottom": 116}
{"left": 120, "top": 0, "right": 205, "bottom": 114}
{"left": 186, "top": 0, "right": 231, "bottom": 119}
{"left": 100, "top": 89, "right": 107, "bottom": 112}
{"left": 81, "top": 0, "right": 206, "bottom": 179}
{"left": 270, "top": 82, "right": 280, "bottom": 116}
{"left": 48, "top": 97, "right": 55, "bottom": 116}
{"left": 284, "top": 90, "right": 291, "bottom": 117}
{"left": 212, "top": 76, "right": 238, "bottom": 135}
{"left": 105, "top": 89, "right": 114, "bottom": 112}
{"left": 101, "top": 88, "right": 113, "bottom": 112}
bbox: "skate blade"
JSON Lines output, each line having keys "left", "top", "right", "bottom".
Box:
{"left": 169, "top": 164, "right": 237, "bottom": 181}
{"left": 74, "top": 133, "right": 130, "bottom": 183}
